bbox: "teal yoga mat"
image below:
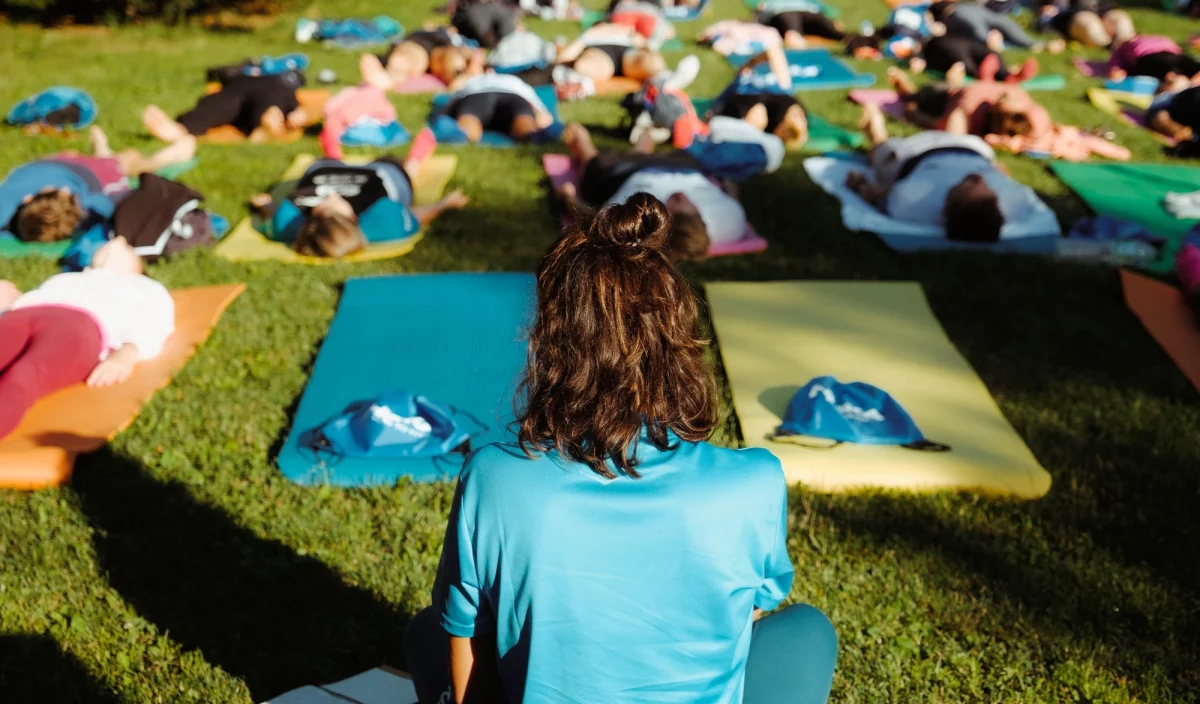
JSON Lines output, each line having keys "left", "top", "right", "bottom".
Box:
{"left": 727, "top": 49, "right": 875, "bottom": 90}
{"left": 1051, "top": 162, "right": 1200, "bottom": 275}
{"left": 692, "top": 97, "right": 863, "bottom": 151}
{"left": 277, "top": 273, "right": 536, "bottom": 486}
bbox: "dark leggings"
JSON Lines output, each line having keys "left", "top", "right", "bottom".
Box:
{"left": 1163, "top": 86, "right": 1200, "bottom": 128}
{"left": 513, "top": 65, "right": 555, "bottom": 86}
{"left": 452, "top": 2, "right": 519, "bottom": 49}
{"left": 717, "top": 92, "right": 804, "bottom": 133}
{"left": 922, "top": 35, "right": 1007, "bottom": 80}
{"left": 766, "top": 11, "right": 845, "bottom": 40}
{"left": 176, "top": 75, "right": 300, "bottom": 136}
{"left": 1129, "top": 51, "right": 1200, "bottom": 81}
{"left": 446, "top": 91, "right": 536, "bottom": 135}
{"left": 579, "top": 150, "right": 701, "bottom": 204}
{"left": 911, "top": 85, "right": 951, "bottom": 119}
{"left": 404, "top": 604, "right": 838, "bottom": 704}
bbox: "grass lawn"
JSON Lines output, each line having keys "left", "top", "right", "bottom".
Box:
{"left": 1, "top": 0, "right": 1199, "bottom": 701}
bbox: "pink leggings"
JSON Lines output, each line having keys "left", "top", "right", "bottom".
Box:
{"left": 0, "top": 306, "right": 103, "bottom": 440}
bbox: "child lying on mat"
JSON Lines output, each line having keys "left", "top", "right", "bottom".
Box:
{"left": 845, "top": 104, "right": 1045, "bottom": 243}
{"left": 250, "top": 136, "right": 468, "bottom": 258}
{"left": 0, "top": 236, "right": 174, "bottom": 440}
{"left": 888, "top": 63, "right": 1130, "bottom": 160}
{"left": 405, "top": 191, "right": 836, "bottom": 704}
{"left": 555, "top": 122, "right": 747, "bottom": 261}
{"left": 0, "top": 127, "right": 195, "bottom": 244}
{"left": 440, "top": 73, "right": 559, "bottom": 143}
{"left": 375, "top": 26, "right": 484, "bottom": 90}
{"left": 707, "top": 45, "right": 810, "bottom": 149}
{"left": 1105, "top": 34, "right": 1200, "bottom": 83}
{"left": 556, "top": 23, "right": 667, "bottom": 84}
{"left": 143, "top": 72, "right": 310, "bottom": 143}
{"left": 1037, "top": 0, "right": 1134, "bottom": 49}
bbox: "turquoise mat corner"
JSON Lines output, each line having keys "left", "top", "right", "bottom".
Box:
{"left": 277, "top": 273, "right": 536, "bottom": 486}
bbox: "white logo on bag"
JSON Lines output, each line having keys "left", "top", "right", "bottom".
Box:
{"left": 370, "top": 405, "right": 433, "bottom": 437}
{"left": 809, "top": 385, "right": 885, "bottom": 423}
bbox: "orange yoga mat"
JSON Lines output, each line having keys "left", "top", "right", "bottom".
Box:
{"left": 0, "top": 284, "right": 245, "bottom": 490}
{"left": 1121, "top": 270, "right": 1200, "bottom": 393}
{"left": 198, "top": 86, "right": 328, "bottom": 144}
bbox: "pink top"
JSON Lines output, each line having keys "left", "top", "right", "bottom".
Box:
{"left": 319, "top": 85, "right": 398, "bottom": 160}
{"left": 1106, "top": 35, "right": 1182, "bottom": 73}
{"left": 699, "top": 20, "right": 781, "bottom": 56}
{"left": 51, "top": 154, "right": 129, "bottom": 195}
{"left": 945, "top": 82, "right": 1054, "bottom": 141}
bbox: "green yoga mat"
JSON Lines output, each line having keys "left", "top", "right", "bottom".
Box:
{"left": 924, "top": 71, "right": 1067, "bottom": 92}
{"left": 692, "top": 98, "right": 863, "bottom": 152}
{"left": 1051, "top": 162, "right": 1200, "bottom": 275}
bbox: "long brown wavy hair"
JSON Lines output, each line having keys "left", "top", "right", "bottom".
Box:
{"left": 516, "top": 193, "right": 718, "bottom": 479}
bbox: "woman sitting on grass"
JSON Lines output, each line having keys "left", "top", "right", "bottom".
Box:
{"left": 405, "top": 192, "right": 838, "bottom": 704}
{"left": 249, "top": 131, "right": 468, "bottom": 259}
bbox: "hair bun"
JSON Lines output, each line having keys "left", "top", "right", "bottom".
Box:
{"left": 587, "top": 193, "right": 672, "bottom": 253}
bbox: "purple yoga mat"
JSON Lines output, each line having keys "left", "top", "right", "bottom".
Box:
{"left": 393, "top": 73, "right": 448, "bottom": 94}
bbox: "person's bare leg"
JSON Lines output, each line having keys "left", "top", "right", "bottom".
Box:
{"left": 511, "top": 114, "right": 540, "bottom": 141}
{"left": 945, "top": 61, "right": 967, "bottom": 90}
{"left": 944, "top": 106, "right": 970, "bottom": 134}
{"left": 115, "top": 136, "right": 196, "bottom": 175}
{"left": 360, "top": 53, "right": 394, "bottom": 91}
{"left": 249, "top": 106, "right": 287, "bottom": 143}
{"left": 89, "top": 125, "right": 114, "bottom": 157}
{"left": 457, "top": 115, "right": 485, "bottom": 143}
{"left": 859, "top": 103, "right": 889, "bottom": 147}
{"left": 571, "top": 49, "right": 618, "bottom": 81}
{"left": 765, "top": 43, "right": 793, "bottom": 89}
{"left": 411, "top": 189, "right": 470, "bottom": 226}
{"left": 744, "top": 103, "right": 770, "bottom": 131}
{"left": 563, "top": 122, "right": 599, "bottom": 168}
{"left": 887, "top": 66, "right": 919, "bottom": 98}
{"left": 1069, "top": 11, "right": 1111, "bottom": 48}
{"left": 1149, "top": 110, "right": 1195, "bottom": 141}
{"left": 143, "top": 105, "right": 191, "bottom": 142}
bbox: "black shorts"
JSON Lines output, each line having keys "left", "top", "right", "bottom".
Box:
{"left": 579, "top": 151, "right": 700, "bottom": 205}
{"left": 176, "top": 75, "right": 300, "bottom": 136}
{"left": 765, "top": 11, "right": 844, "bottom": 40}
{"left": 911, "top": 85, "right": 950, "bottom": 118}
{"left": 513, "top": 65, "right": 555, "bottom": 86}
{"left": 1130, "top": 51, "right": 1200, "bottom": 81}
{"left": 402, "top": 28, "right": 457, "bottom": 59}
{"left": 446, "top": 91, "right": 536, "bottom": 134}
{"left": 452, "top": 2, "right": 518, "bottom": 49}
{"left": 716, "top": 92, "right": 803, "bottom": 133}
{"left": 584, "top": 44, "right": 631, "bottom": 76}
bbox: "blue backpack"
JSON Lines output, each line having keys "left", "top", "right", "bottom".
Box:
{"left": 771, "top": 376, "right": 949, "bottom": 450}
{"left": 7, "top": 86, "right": 97, "bottom": 130}
{"left": 300, "top": 391, "right": 486, "bottom": 461}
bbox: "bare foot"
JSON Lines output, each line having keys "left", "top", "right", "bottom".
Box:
{"left": 441, "top": 189, "right": 470, "bottom": 209}
{"left": 946, "top": 61, "right": 967, "bottom": 89}
{"left": 89, "top": 125, "right": 113, "bottom": 157}
{"left": 252, "top": 106, "right": 287, "bottom": 143}
{"left": 859, "top": 103, "right": 888, "bottom": 145}
{"left": 887, "top": 66, "right": 917, "bottom": 96}
{"left": 563, "top": 122, "right": 593, "bottom": 154}
{"left": 744, "top": 103, "right": 770, "bottom": 131}
{"left": 143, "top": 105, "right": 190, "bottom": 142}
{"left": 909, "top": 57, "right": 926, "bottom": 75}
{"left": 987, "top": 29, "right": 1005, "bottom": 53}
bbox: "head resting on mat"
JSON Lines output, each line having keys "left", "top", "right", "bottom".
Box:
{"left": 91, "top": 236, "right": 145, "bottom": 276}
{"left": 293, "top": 194, "right": 367, "bottom": 258}
{"left": 664, "top": 192, "right": 711, "bottom": 262}
{"left": 516, "top": 192, "right": 717, "bottom": 479}
{"left": 16, "top": 187, "right": 83, "bottom": 243}
{"left": 943, "top": 173, "right": 1004, "bottom": 243}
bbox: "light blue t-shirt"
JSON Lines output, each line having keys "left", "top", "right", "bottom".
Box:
{"left": 886, "top": 152, "right": 1037, "bottom": 228}
{"left": 434, "top": 434, "right": 793, "bottom": 703}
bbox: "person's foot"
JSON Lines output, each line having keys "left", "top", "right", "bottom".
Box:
{"left": 744, "top": 103, "right": 770, "bottom": 131}
{"left": 986, "top": 29, "right": 1005, "bottom": 53}
{"left": 142, "top": 105, "right": 189, "bottom": 142}
{"left": 89, "top": 125, "right": 113, "bottom": 157}
{"left": 946, "top": 61, "right": 967, "bottom": 89}
{"left": 360, "top": 53, "right": 394, "bottom": 91}
{"left": 886, "top": 66, "right": 917, "bottom": 95}
{"left": 978, "top": 53, "right": 1001, "bottom": 82}
{"left": 441, "top": 188, "right": 470, "bottom": 210}
{"left": 908, "top": 57, "right": 926, "bottom": 75}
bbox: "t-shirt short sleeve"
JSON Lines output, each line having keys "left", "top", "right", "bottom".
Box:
{"left": 435, "top": 466, "right": 495, "bottom": 639}
{"left": 754, "top": 456, "right": 794, "bottom": 610}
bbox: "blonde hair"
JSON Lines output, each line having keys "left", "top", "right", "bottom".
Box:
{"left": 16, "top": 190, "right": 83, "bottom": 242}
{"left": 293, "top": 210, "right": 367, "bottom": 258}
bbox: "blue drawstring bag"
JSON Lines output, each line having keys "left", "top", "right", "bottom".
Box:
{"left": 300, "top": 391, "right": 486, "bottom": 461}
{"left": 771, "top": 376, "right": 949, "bottom": 450}
{"left": 7, "top": 86, "right": 97, "bottom": 129}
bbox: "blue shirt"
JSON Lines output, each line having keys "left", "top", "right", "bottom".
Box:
{"left": 434, "top": 434, "right": 793, "bottom": 703}
{"left": 0, "top": 160, "right": 114, "bottom": 235}
{"left": 268, "top": 159, "right": 418, "bottom": 244}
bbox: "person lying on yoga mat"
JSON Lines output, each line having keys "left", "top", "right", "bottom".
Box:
{"left": 320, "top": 55, "right": 405, "bottom": 160}
{"left": 1105, "top": 34, "right": 1200, "bottom": 83}
{"left": 452, "top": 0, "right": 520, "bottom": 49}
{"left": 911, "top": 34, "right": 1039, "bottom": 82}
{"left": 709, "top": 45, "right": 809, "bottom": 148}
{"left": 440, "top": 72, "right": 558, "bottom": 142}
{"left": 404, "top": 192, "right": 837, "bottom": 704}
{"left": 249, "top": 140, "right": 468, "bottom": 258}
{"left": 888, "top": 64, "right": 1130, "bottom": 160}
{"left": 555, "top": 22, "right": 667, "bottom": 83}
{"left": 846, "top": 104, "right": 1044, "bottom": 242}
{"left": 143, "top": 73, "right": 310, "bottom": 143}
{"left": 928, "top": 0, "right": 1063, "bottom": 54}
{"left": 1036, "top": 0, "right": 1134, "bottom": 48}
{"left": 555, "top": 123, "right": 748, "bottom": 261}
{"left": 375, "top": 26, "right": 484, "bottom": 90}
{"left": 608, "top": 0, "right": 677, "bottom": 47}
{"left": 756, "top": 0, "right": 846, "bottom": 49}
{"left": 699, "top": 19, "right": 784, "bottom": 56}
{"left": 1145, "top": 75, "right": 1200, "bottom": 143}
{"left": 0, "top": 236, "right": 174, "bottom": 441}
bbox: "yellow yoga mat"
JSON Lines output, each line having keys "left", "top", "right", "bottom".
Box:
{"left": 707, "top": 281, "right": 1052, "bottom": 499}
{"left": 214, "top": 154, "right": 457, "bottom": 265}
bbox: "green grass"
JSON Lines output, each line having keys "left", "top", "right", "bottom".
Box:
{"left": 1, "top": 0, "right": 1199, "bottom": 702}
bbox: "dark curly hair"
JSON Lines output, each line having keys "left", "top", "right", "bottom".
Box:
{"left": 516, "top": 193, "right": 718, "bottom": 479}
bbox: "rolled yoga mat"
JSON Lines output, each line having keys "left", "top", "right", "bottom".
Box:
{"left": 706, "top": 280, "right": 1052, "bottom": 498}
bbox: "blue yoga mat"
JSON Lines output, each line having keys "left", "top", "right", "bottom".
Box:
{"left": 727, "top": 49, "right": 876, "bottom": 90}
{"left": 663, "top": 0, "right": 709, "bottom": 20}
{"left": 429, "top": 85, "right": 562, "bottom": 147}
{"left": 277, "top": 273, "right": 536, "bottom": 486}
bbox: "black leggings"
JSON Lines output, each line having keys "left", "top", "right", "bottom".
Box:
{"left": 176, "top": 75, "right": 300, "bottom": 136}
{"left": 514, "top": 65, "right": 555, "bottom": 86}
{"left": 579, "top": 151, "right": 700, "bottom": 205}
{"left": 452, "top": 2, "right": 519, "bottom": 49}
{"left": 1163, "top": 86, "right": 1200, "bottom": 128}
{"left": 765, "top": 11, "right": 844, "bottom": 40}
{"left": 581, "top": 44, "right": 631, "bottom": 76}
{"left": 910, "top": 85, "right": 951, "bottom": 118}
{"left": 447, "top": 91, "right": 536, "bottom": 134}
{"left": 922, "top": 35, "right": 1007, "bottom": 80}
{"left": 716, "top": 93, "right": 804, "bottom": 133}
{"left": 1129, "top": 51, "right": 1200, "bottom": 81}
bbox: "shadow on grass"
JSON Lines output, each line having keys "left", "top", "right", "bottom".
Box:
{"left": 71, "top": 450, "right": 413, "bottom": 701}
{"left": 0, "top": 633, "right": 121, "bottom": 704}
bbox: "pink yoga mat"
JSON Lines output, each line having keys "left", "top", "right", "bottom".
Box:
{"left": 849, "top": 89, "right": 905, "bottom": 119}
{"left": 393, "top": 74, "right": 448, "bottom": 94}
{"left": 1073, "top": 57, "right": 1107, "bottom": 78}
{"left": 541, "top": 154, "right": 769, "bottom": 257}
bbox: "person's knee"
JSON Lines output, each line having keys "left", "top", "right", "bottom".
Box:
{"left": 511, "top": 114, "right": 539, "bottom": 139}
{"left": 1071, "top": 12, "right": 1111, "bottom": 47}
{"left": 457, "top": 115, "right": 485, "bottom": 142}
{"left": 774, "top": 604, "right": 838, "bottom": 655}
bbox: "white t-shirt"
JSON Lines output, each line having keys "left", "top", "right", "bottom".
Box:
{"left": 607, "top": 169, "right": 747, "bottom": 245}
{"left": 886, "top": 152, "right": 1037, "bottom": 229}
{"left": 7, "top": 269, "right": 175, "bottom": 360}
